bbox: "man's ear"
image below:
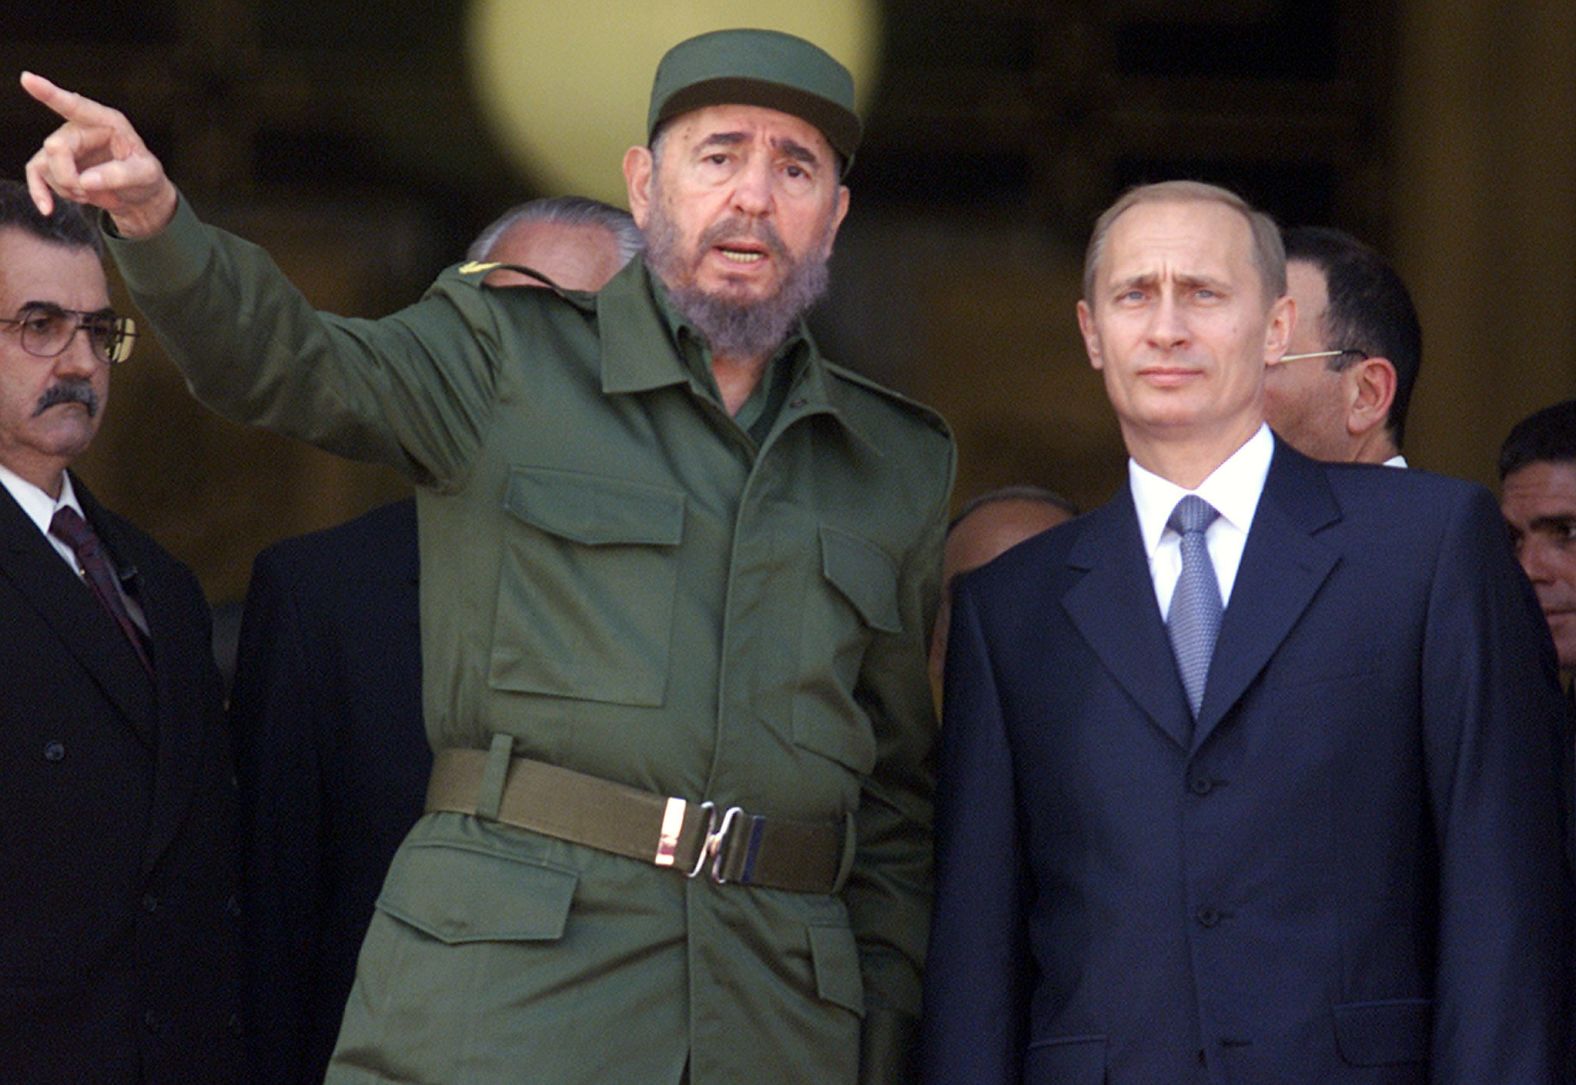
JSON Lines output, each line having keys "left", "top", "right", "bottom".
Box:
{"left": 623, "top": 146, "right": 653, "bottom": 228}
{"left": 1263, "top": 294, "right": 1295, "bottom": 362}
{"left": 1077, "top": 299, "right": 1103, "bottom": 370}
{"left": 1345, "top": 356, "right": 1398, "bottom": 438}
{"left": 825, "top": 184, "right": 851, "bottom": 253}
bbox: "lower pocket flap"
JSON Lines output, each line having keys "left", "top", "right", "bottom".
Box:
{"left": 808, "top": 924, "right": 865, "bottom": 1016}
{"left": 1024, "top": 1034, "right": 1106, "bottom": 1083}
{"left": 376, "top": 842, "right": 577, "bottom": 944}
{"left": 1333, "top": 998, "right": 1431, "bottom": 1066}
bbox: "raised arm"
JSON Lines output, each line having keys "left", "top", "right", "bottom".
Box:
{"left": 21, "top": 72, "right": 177, "bottom": 238}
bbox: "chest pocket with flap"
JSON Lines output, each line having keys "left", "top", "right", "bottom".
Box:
{"left": 490, "top": 466, "right": 685, "bottom": 707}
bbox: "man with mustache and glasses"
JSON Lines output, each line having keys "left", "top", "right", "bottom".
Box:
{"left": 21, "top": 27, "right": 953, "bottom": 1085}
{"left": 0, "top": 178, "right": 243, "bottom": 1084}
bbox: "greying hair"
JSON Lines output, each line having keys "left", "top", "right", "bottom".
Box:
{"left": 467, "top": 196, "right": 643, "bottom": 264}
{"left": 0, "top": 179, "right": 103, "bottom": 257}
{"left": 1082, "top": 180, "right": 1285, "bottom": 305}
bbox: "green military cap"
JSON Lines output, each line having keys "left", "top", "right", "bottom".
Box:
{"left": 647, "top": 28, "right": 861, "bottom": 170}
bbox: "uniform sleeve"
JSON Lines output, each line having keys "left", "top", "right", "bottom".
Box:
{"left": 1420, "top": 485, "right": 1573, "bottom": 1081}
{"left": 106, "top": 194, "right": 503, "bottom": 491}
{"left": 230, "top": 550, "right": 325, "bottom": 1085}
{"left": 843, "top": 435, "right": 954, "bottom": 1085}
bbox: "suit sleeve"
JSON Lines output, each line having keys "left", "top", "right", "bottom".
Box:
{"left": 1420, "top": 486, "right": 1572, "bottom": 1081}
{"left": 106, "top": 195, "right": 503, "bottom": 492}
{"left": 919, "top": 579, "right": 1029, "bottom": 1085}
{"left": 230, "top": 550, "right": 325, "bottom": 1085}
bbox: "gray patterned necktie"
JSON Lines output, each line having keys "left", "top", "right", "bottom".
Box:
{"left": 1167, "top": 495, "right": 1222, "bottom": 719}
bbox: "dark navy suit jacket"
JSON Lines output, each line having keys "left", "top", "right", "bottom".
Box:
{"left": 230, "top": 498, "right": 426, "bottom": 1085}
{"left": 0, "top": 475, "right": 243, "bottom": 1084}
{"left": 922, "top": 440, "right": 1572, "bottom": 1084}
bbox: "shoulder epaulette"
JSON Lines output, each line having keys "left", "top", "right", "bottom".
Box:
{"left": 451, "top": 261, "right": 597, "bottom": 312}
{"left": 824, "top": 360, "right": 952, "bottom": 438}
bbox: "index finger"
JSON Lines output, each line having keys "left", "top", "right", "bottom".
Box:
{"left": 19, "top": 71, "right": 126, "bottom": 129}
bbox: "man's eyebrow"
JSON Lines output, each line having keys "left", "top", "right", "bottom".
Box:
{"left": 773, "top": 138, "right": 820, "bottom": 166}
{"left": 1174, "top": 273, "right": 1227, "bottom": 291}
{"left": 16, "top": 300, "right": 115, "bottom": 317}
{"left": 1109, "top": 273, "right": 1158, "bottom": 294}
{"left": 1107, "top": 272, "right": 1226, "bottom": 294}
{"left": 1529, "top": 514, "right": 1576, "bottom": 533}
{"left": 697, "top": 131, "right": 749, "bottom": 151}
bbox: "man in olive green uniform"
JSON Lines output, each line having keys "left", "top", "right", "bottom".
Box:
{"left": 22, "top": 29, "right": 953, "bottom": 1085}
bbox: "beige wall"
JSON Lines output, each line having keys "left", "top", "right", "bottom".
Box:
{"left": 1391, "top": 2, "right": 1576, "bottom": 483}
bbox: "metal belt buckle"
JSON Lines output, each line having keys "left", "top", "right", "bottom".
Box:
{"left": 686, "top": 802, "right": 746, "bottom": 883}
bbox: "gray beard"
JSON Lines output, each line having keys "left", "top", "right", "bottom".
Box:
{"left": 643, "top": 205, "right": 832, "bottom": 360}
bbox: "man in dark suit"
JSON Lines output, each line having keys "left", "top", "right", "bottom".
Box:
{"left": 0, "top": 179, "right": 242, "bottom": 1082}
{"left": 922, "top": 180, "right": 1571, "bottom": 1083}
{"left": 230, "top": 195, "right": 640, "bottom": 1085}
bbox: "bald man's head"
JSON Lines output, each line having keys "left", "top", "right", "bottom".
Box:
{"left": 485, "top": 219, "right": 627, "bottom": 291}
{"left": 471, "top": 195, "right": 642, "bottom": 292}
{"left": 929, "top": 487, "right": 1078, "bottom": 693}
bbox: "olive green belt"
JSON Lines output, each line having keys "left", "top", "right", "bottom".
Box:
{"left": 425, "top": 738, "right": 854, "bottom": 895}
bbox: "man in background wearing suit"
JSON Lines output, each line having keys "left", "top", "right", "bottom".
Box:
{"left": 0, "top": 179, "right": 242, "bottom": 1083}
{"left": 231, "top": 194, "right": 641, "bottom": 1085}
{"left": 1261, "top": 225, "right": 1421, "bottom": 467}
{"left": 922, "top": 180, "right": 1570, "bottom": 1083}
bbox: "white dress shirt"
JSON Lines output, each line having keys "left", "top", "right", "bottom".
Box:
{"left": 0, "top": 463, "right": 150, "bottom": 633}
{"left": 0, "top": 462, "right": 91, "bottom": 571}
{"left": 1129, "top": 423, "right": 1274, "bottom": 620}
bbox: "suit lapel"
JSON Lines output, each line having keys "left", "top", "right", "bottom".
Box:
{"left": 1063, "top": 492, "right": 1194, "bottom": 749}
{"left": 0, "top": 479, "right": 154, "bottom": 734}
{"left": 75, "top": 480, "right": 207, "bottom": 874}
{"left": 1192, "top": 442, "right": 1340, "bottom": 750}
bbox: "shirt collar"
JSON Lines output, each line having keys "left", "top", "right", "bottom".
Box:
{"left": 1129, "top": 423, "right": 1274, "bottom": 557}
{"left": 0, "top": 463, "right": 83, "bottom": 538}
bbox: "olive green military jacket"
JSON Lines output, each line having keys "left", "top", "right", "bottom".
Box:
{"left": 109, "top": 198, "right": 954, "bottom": 1085}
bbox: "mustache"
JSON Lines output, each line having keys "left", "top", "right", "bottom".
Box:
{"left": 34, "top": 380, "right": 99, "bottom": 418}
{"left": 698, "top": 216, "right": 790, "bottom": 262}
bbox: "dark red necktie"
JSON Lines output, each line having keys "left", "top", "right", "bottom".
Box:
{"left": 49, "top": 506, "right": 154, "bottom": 677}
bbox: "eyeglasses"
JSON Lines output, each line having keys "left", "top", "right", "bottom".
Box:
{"left": 1271, "top": 347, "right": 1368, "bottom": 367}
{"left": 0, "top": 303, "right": 138, "bottom": 365}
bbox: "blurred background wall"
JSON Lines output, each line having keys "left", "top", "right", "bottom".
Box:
{"left": 1, "top": 0, "right": 1571, "bottom": 604}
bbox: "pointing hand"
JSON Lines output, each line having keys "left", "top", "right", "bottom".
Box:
{"left": 21, "top": 71, "right": 178, "bottom": 239}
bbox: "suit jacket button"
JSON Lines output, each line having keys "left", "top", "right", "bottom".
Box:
{"left": 1196, "top": 907, "right": 1221, "bottom": 928}
{"left": 143, "top": 1009, "right": 162, "bottom": 1034}
{"left": 43, "top": 741, "right": 65, "bottom": 762}
{"left": 1189, "top": 775, "right": 1215, "bottom": 795}
{"left": 226, "top": 894, "right": 242, "bottom": 917}
{"left": 142, "top": 894, "right": 159, "bottom": 913}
